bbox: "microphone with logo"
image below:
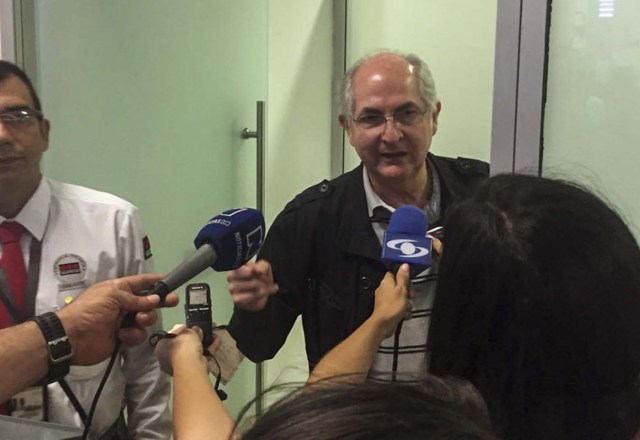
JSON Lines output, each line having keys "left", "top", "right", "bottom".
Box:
{"left": 381, "top": 205, "right": 432, "bottom": 277}
{"left": 149, "top": 207, "right": 266, "bottom": 300}
{"left": 123, "top": 208, "right": 265, "bottom": 328}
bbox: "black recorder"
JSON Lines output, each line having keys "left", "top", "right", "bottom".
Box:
{"left": 185, "top": 283, "right": 214, "bottom": 349}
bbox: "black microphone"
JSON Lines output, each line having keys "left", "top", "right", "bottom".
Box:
{"left": 149, "top": 208, "right": 265, "bottom": 300}
{"left": 381, "top": 205, "right": 432, "bottom": 277}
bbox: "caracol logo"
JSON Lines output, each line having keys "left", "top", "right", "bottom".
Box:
{"left": 386, "top": 239, "right": 430, "bottom": 258}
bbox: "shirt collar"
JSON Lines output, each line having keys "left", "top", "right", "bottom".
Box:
{"left": 6, "top": 177, "right": 51, "bottom": 241}
{"left": 362, "top": 158, "right": 442, "bottom": 224}
{"left": 363, "top": 166, "right": 395, "bottom": 217}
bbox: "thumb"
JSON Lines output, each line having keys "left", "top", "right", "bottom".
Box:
{"left": 396, "top": 264, "right": 410, "bottom": 289}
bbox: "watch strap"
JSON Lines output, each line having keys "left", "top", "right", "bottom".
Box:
{"left": 30, "top": 312, "right": 72, "bottom": 384}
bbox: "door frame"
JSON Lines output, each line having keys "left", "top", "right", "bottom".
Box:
{"left": 1, "top": 0, "right": 38, "bottom": 85}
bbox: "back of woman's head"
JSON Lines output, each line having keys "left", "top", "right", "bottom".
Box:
{"left": 240, "top": 377, "right": 497, "bottom": 440}
{"left": 428, "top": 174, "right": 640, "bottom": 439}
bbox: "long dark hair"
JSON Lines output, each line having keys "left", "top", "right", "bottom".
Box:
{"left": 239, "top": 376, "right": 497, "bottom": 439}
{"left": 428, "top": 174, "right": 640, "bottom": 439}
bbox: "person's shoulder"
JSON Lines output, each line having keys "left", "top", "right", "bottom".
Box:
{"left": 282, "top": 167, "right": 359, "bottom": 215}
{"left": 48, "top": 179, "right": 138, "bottom": 213}
{"left": 431, "top": 154, "right": 489, "bottom": 177}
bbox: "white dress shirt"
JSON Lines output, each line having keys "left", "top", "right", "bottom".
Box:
{"left": 0, "top": 177, "right": 171, "bottom": 439}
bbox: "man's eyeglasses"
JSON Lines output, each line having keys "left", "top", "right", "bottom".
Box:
{"left": 352, "top": 108, "right": 427, "bottom": 129}
{"left": 0, "top": 108, "right": 43, "bottom": 128}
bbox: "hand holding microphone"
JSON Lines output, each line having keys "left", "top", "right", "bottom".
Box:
{"left": 379, "top": 205, "right": 433, "bottom": 324}
{"left": 123, "top": 208, "right": 265, "bottom": 326}
{"left": 371, "top": 264, "right": 412, "bottom": 339}
{"left": 381, "top": 205, "right": 432, "bottom": 277}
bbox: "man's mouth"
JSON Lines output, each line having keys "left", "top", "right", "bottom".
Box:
{"left": 380, "top": 152, "right": 406, "bottom": 159}
{"left": 0, "top": 157, "right": 21, "bottom": 165}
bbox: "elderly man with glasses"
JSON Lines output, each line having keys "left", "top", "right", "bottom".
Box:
{"left": 0, "top": 61, "right": 170, "bottom": 439}
{"left": 227, "top": 50, "right": 488, "bottom": 381}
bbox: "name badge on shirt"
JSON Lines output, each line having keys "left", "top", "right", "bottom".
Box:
{"left": 53, "top": 254, "right": 88, "bottom": 293}
{"left": 10, "top": 386, "right": 45, "bottom": 420}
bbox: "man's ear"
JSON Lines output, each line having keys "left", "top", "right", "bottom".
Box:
{"left": 338, "top": 114, "right": 351, "bottom": 135}
{"left": 431, "top": 101, "right": 442, "bottom": 136}
{"left": 40, "top": 118, "right": 51, "bottom": 150}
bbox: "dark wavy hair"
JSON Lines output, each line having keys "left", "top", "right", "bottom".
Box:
{"left": 428, "top": 174, "right": 640, "bottom": 440}
{"left": 238, "top": 376, "right": 497, "bottom": 440}
{"left": 0, "top": 60, "right": 42, "bottom": 111}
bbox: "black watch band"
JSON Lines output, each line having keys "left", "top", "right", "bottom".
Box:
{"left": 30, "top": 312, "right": 72, "bottom": 384}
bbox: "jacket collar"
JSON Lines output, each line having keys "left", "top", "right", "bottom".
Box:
{"left": 428, "top": 152, "right": 466, "bottom": 219}
{"left": 335, "top": 163, "right": 383, "bottom": 261}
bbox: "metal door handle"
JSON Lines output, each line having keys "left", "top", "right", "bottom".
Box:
{"left": 241, "top": 101, "right": 265, "bottom": 212}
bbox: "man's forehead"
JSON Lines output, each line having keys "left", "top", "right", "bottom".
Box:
{"left": 355, "top": 53, "right": 413, "bottom": 78}
{"left": 0, "top": 75, "right": 36, "bottom": 109}
{"left": 351, "top": 59, "right": 420, "bottom": 110}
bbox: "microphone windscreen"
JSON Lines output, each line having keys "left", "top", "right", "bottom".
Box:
{"left": 387, "top": 204, "right": 428, "bottom": 234}
{"left": 382, "top": 205, "right": 431, "bottom": 274}
{"left": 194, "top": 208, "right": 265, "bottom": 271}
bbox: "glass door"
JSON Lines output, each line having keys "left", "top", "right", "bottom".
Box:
{"left": 33, "top": 0, "right": 267, "bottom": 416}
{"left": 542, "top": 0, "right": 640, "bottom": 235}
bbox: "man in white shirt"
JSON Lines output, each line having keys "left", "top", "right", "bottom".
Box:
{"left": 0, "top": 60, "right": 171, "bottom": 438}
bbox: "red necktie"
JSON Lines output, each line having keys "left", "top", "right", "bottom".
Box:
{"left": 0, "top": 221, "right": 27, "bottom": 329}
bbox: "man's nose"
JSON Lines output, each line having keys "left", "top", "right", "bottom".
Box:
{"left": 380, "top": 117, "right": 403, "bottom": 142}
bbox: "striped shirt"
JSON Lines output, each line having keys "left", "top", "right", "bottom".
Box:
{"left": 362, "top": 160, "right": 441, "bottom": 382}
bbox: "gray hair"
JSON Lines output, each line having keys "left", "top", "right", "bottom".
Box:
{"left": 338, "top": 49, "right": 438, "bottom": 118}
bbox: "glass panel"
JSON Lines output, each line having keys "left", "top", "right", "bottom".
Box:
{"left": 343, "top": 0, "right": 497, "bottom": 171}
{"left": 543, "top": 0, "right": 640, "bottom": 236}
{"left": 35, "top": 0, "right": 267, "bottom": 416}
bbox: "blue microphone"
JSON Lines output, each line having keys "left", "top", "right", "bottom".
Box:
{"left": 381, "top": 205, "right": 432, "bottom": 276}
{"left": 150, "top": 208, "right": 265, "bottom": 299}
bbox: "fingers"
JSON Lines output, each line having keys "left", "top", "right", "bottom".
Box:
{"left": 114, "top": 273, "right": 164, "bottom": 295}
{"left": 206, "top": 336, "right": 222, "bottom": 354}
{"left": 228, "top": 260, "right": 274, "bottom": 283}
{"left": 145, "top": 292, "right": 180, "bottom": 309}
{"left": 228, "top": 260, "right": 266, "bottom": 281}
{"left": 134, "top": 310, "right": 158, "bottom": 328}
{"left": 191, "top": 326, "right": 204, "bottom": 341}
{"left": 118, "top": 327, "right": 149, "bottom": 347}
{"left": 161, "top": 292, "right": 180, "bottom": 308}
{"left": 169, "top": 323, "right": 187, "bottom": 334}
{"left": 117, "top": 291, "right": 163, "bottom": 313}
{"left": 168, "top": 324, "right": 203, "bottom": 343}
{"left": 118, "top": 289, "right": 180, "bottom": 314}
{"left": 430, "top": 237, "right": 443, "bottom": 256}
{"left": 228, "top": 260, "right": 278, "bottom": 311}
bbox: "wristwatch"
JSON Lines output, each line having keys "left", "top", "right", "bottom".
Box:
{"left": 31, "top": 312, "right": 73, "bottom": 384}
